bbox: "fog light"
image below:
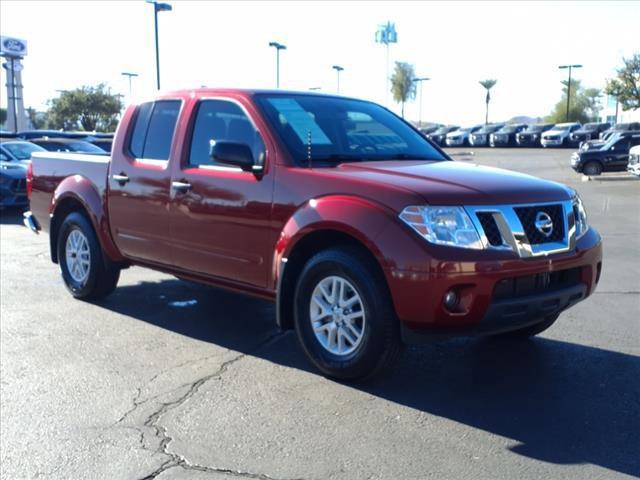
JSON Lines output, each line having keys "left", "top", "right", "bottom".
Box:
{"left": 444, "top": 290, "right": 458, "bottom": 310}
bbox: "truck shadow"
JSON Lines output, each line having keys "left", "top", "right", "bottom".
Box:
{"left": 99, "top": 278, "right": 639, "bottom": 478}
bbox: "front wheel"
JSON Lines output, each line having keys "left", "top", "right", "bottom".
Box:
{"left": 294, "top": 247, "right": 402, "bottom": 381}
{"left": 583, "top": 161, "right": 602, "bottom": 176}
{"left": 57, "top": 212, "right": 120, "bottom": 300}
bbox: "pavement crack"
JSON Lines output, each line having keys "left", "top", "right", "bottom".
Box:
{"left": 137, "top": 330, "right": 298, "bottom": 480}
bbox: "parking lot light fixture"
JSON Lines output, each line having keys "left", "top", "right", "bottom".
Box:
{"left": 121, "top": 72, "right": 139, "bottom": 97}
{"left": 413, "top": 77, "right": 430, "bottom": 127}
{"left": 558, "top": 64, "right": 582, "bottom": 122}
{"left": 332, "top": 65, "right": 344, "bottom": 93}
{"left": 269, "top": 42, "right": 287, "bottom": 88}
{"left": 147, "top": 0, "right": 172, "bottom": 91}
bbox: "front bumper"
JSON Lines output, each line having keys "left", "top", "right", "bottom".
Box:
{"left": 627, "top": 164, "right": 640, "bottom": 177}
{"left": 445, "top": 137, "right": 465, "bottom": 146}
{"left": 0, "top": 184, "right": 28, "bottom": 207}
{"left": 541, "top": 138, "right": 563, "bottom": 147}
{"left": 378, "top": 225, "right": 602, "bottom": 338}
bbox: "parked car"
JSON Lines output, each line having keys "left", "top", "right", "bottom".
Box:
{"left": 569, "top": 122, "right": 611, "bottom": 145}
{"left": 489, "top": 124, "right": 528, "bottom": 147}
{"left": 418, "top": 125, "right": 441, "bottom": 137}
{"left": 0, "top": 139, "right": 46, "bottom": 208}
{"left": 88, "top": 138, "right": 113, "bottom": 153}
{"left": 427, "top": 125, "right": 459, "bottom": 146}
{"left": 24, "top": 89, "right": 602, "bottom": 380}
{"left": 18, "top": 130, "right": 90, "bottom": 140}
{"left": 541, "top": 123, "right": 582, "bottom": 147}
{"left": 571, "top": 131, "right": 640, "bottom": 175}
{"left": 627, "top": 145, "right": 640, "bottom": 177}
{"left": 30, "top": 137, "right": 108, "bottom": 154}
{"left": 516, "top": 124, "right": 555, "bottom": 147}
{"left": 599, "top": 122, "right": 640, "bottom": 141}
{"left": 469, "top": 124, "right": 505, "bottom": 147}
{"left": 445, "top": 125, "right": 482, "bottom": 147}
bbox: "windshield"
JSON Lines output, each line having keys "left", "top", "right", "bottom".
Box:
{"left": 255, "top": 94, "right": 446, "bottom": 165}
{"left": 498, "top": 125, "right": 520, "bottom": 133}
{"left": 583, "top": 123, "right": 600, "bottom": 131}
{"left": 1, "top": 141, "right": 46, "bottom": 160}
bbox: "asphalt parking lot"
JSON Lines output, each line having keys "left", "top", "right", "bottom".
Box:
{"left": 1, "top": 148, "right": 639, "bottom": 480}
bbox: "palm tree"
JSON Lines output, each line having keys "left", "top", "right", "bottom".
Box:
{"left": 391, "top": 62, "right": 417, "bottom": 118}
{"left": 479, "top": 79, "right": 497, "bottom": 124}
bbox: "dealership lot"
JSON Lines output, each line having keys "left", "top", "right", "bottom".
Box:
{"left": 1, "top": 148, "right": 638, "bottom": 480}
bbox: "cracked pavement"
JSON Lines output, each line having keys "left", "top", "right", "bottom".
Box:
{"left": 1, "top": 149, "right": 639, "bottom": 479}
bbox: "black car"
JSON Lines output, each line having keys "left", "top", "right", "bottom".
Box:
{"left": 515, "top": 124, "right": 555, "bottom": 147}
{"left": 0, "top": 140, "right": 47, "bottom": 208}
{"left": 17, "top": 130, "right": 90, "bottom": 140}
{"left": 418, "top": 125, "right": 442, "bottom": 137}
{"left": 88, "top": 138, "right": 113, "bottom": 153}
{"left": 599, "top": 122, "right": 640, "bottom": 141}
{"left": 469, "top": 124, "right": 505, "bottom": 147}
{"left": 30, "top": 137, "right": 108, "bottom": 154}
{"left": 489, "top": 124, "right": 528, "bottom": 147}
{"left": 571, "top": 131, "right": 640, "bottom": 175}
{"left": 569, "top": 122, "right": 611, "bottom": 144}
{"left": 427, "top": 125, "right": 459, "bottom": 146}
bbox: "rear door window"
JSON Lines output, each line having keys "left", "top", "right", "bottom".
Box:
{"left": 128, "top": 100, "right": 181, "bottom": 161}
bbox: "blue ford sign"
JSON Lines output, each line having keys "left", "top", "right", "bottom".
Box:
{"left": 0, "top": 36, "right": 28, "bottom": 57}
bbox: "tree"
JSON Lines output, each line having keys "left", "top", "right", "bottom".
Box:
{"left": 546, "top": 79, "right": 601, "bottom": 124}
{"left": 26, "top": 107, "right": 48, "bottom": 129}
{"left": 0, "top": 107, "right": 6, "bottom": 127}
{"left": 47, "top": 84, "right": 123, "bottom": 132}
{"left": 390, "top": 62, "right": 417, "bottom": 118}
{"left": 605, "top": 53, "right": 640, "bottom": 111}
{"left": 479, "top": 79, "right": 497, "bottom": 125}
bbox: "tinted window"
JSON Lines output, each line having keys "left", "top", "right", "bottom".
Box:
{"left": 128, "top": 100, "right": 180, "bottom": 160}
{"left": 255, "top": 94, "right": 446, "bottom": 165}
{"left": 129, "top": 102, "right": 153, "bottom": 158}
{"left": 143, "top": 101, "right": 181, "bottom": 160}
{"left": 189, "top": 100, "right": 265, "bottom": 167}
{"left": 1, "top": 141, "right": 45, "bottom": 160}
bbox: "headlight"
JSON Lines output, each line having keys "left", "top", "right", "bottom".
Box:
{"left": 399, "top": 206, "right": 484, "bottom": 249}
{"left": 573, "top": 195, "right": 589, "bottom": 239}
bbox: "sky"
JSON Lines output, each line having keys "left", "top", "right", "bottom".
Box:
{"left": 1, "top": 0, "right": 638, "bottom": 125}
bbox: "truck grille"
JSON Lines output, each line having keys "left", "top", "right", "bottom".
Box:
{"left": 493, "top": 267, "right": 582, "bottom": 300}
{"left": 514, "top": 204, "right": 565, "bottom": 244}
{"left": 476, "top": 212, "right": 503, "bottom": 246}
{"left": 466, "top": 200, "right": 574, "bottom": 258}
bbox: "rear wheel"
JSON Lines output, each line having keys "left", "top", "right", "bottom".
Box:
{"left": 57, "top": 212, "right": 120, "bottom": 300}
{"left": 294, "top": 247, "right": 402, "bottom": 381}
{"left": 583, "top": 161, "right": 602, "bottom": 176}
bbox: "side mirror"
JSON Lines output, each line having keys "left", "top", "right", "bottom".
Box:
{"left": 209, "top": 141, "right": 260, "bottom": 173}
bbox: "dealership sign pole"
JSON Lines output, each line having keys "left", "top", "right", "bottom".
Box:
{"left": 1, "top": 36, "right": 28, "bottom": 133}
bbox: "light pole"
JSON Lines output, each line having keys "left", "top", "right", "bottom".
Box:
{"left": 269, "top": 42, "right": 287, "bottom": 88}
{"left": 558, "top": 64, "right": 582, "bottom": 122}
{"left": 332, "top": 65, "right": 344, "bottom": 93}
{"left": 375, "top": 22, "right": 398, "bottom": 106}
{"left": 147, "top": 0, "right": 172, "bottom": 90}
{"left": 121, "top": 72, "right": 139, "bottom": 97}
{"left": 413, "top": 77, "right": 430, "bottom": 127}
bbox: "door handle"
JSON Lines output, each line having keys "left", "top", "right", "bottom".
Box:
{"left": 112, "top": 173, "right": 130, "bottom": 185}
{"left": 171, "top": 181, "right": 192, "bottom": 193}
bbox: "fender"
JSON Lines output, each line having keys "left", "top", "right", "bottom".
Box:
{"left": 51, "top": 175, "right": 124, "bottom": 262}
{"left": 272, "top": 194, "right": 398, "bottom": 291}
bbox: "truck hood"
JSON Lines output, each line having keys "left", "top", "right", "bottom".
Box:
{"left": 337, "top": 160, "right": 573, "bottom": 205}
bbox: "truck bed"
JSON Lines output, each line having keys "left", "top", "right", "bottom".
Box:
{"left": 30, "top": 152, "right": 111, "bottom": 234}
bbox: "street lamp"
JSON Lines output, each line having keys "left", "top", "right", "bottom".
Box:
{"left": 558, "top": 64, "right": 582, "bottom": 122}
{"left": 268, "top": 41, "right": 287, "bottom": 88}
{"left": 147, "top": 0, "right": 172, "bottom": 90}
{"left": 412, "top": 77, "right": 430, "bottom": 127}
{"left": 121, "top": 72, "right": 139, "bottom": 97}
{"left": 332, "top": 65, "right": 344, "bottom": 93}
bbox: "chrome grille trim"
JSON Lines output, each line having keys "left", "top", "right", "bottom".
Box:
{"left": 465, "top": 200, "right": 576, "bottom": 258}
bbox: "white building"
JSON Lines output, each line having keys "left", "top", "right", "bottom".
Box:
{"left": 600, "top": 94, "right": 640, "bottom": 125}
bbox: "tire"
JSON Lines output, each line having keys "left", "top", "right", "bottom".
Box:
{"left": 57, "top": 212, "right": 120, "bottom": 300}
{"left": 294, "top": 247, "right": 402, "bottom": 381}
{"left": 583, "top": 161, "right": 602, "bottom": 176}
{"left": 494, "top": 314, "right": 559, "bottom": 339}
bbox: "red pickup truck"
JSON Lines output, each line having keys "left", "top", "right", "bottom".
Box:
{"left": 24, "top": 89, "right": 602, "bottom": 380}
